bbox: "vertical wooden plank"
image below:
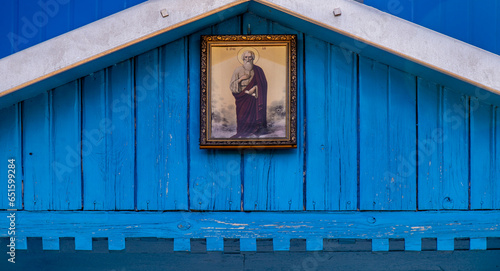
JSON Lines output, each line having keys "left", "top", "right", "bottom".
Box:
{"left": 240, "top": 238, "right": 257, "bottom": 252}
{"left": 359, "top": 57, "right": 387, "bottom": 211}
{"left": 304, "top": 35, "right": 330, "bottom": 211}
{"left": 158, "top": 39, "right": 189, "bottom": 210}
{"left": 82, "top": 70, "right": 109, "bottom": 210}
{"left": 0, "top": 104, "right": 22, "bottom": 210}
{"left": 387, "top": 68, "right": 417, "bottom": 210}
{"left": 417, "top": 78, "right": 441, "bottom": 210}
{"left": 242, "top": 13, "right": 304, "bottom": 211}
{"left": 108, "top": 60, "right": 135, "bottom": 210}
{"left": 136, "top": 38, "right": 189, "bottom": 211}
{"left": 23, "top": 92, "right": 51, "bottom": 210}
{"left": 495, "top": 106, "right": 500, "bottom": 209}
{"left": 305, "top": 35, "right": 357, "bottom": 211}
{"left": 207, "top": 237, "right": 224, "bottom": 252}
{"left": 418, "top": 78, "right": 469, "bottom": 210}
{"left": 136, "top": 48, "right": 160, "bottom": 211}
{"left": 51, "top": 81, "right": 82, "bottom": 210}
{"left": 471, "top": 102, "right": 499, "bottom": 209}
{"left": 359, "top": 58, "right": 416, "bottom": 210}
{"left": 372, "top": 239, "right": 389, "bottom": 252}
{"left": 188, "top": 17, "right": 242, "bottom": 211}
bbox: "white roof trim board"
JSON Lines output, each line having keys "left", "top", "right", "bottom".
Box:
{"left": 1, "top": 0, "right": 499, "bottom": 101}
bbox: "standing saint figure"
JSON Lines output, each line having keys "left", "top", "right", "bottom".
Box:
{"left": 229, "top": 50, "right": 268, "bottom": 138}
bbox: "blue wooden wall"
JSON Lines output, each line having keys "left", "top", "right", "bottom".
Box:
{"left": 0, "top": 0, "right": 146, "bottom": 59}
{"left": 0, "top": 12, "right": 499, "bottom": 213}
{"left": 364, "top": 0, "right": 500, "bottom": 55}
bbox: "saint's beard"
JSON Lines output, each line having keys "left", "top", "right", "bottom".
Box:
{"left": 243, "top": 61, "right": 254, "bottom": 71}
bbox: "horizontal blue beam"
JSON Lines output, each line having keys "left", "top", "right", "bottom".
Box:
{"left": 3, "top": 211, "right": 499, "bottom": 247}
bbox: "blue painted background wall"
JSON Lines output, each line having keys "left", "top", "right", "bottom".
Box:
{"left": 364, "top": 0, "right": 500, "bottom": 55}
{"left": 1, "top": 12, "right": 499, "bottom": 213}
{"left": 2, "top": 0, "right": 498, "bottom": 60}
{"left": 0, "top": 0, "right": 146, "bottom": 59}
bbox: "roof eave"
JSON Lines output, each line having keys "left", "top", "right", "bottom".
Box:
{"left": 0, "top": 0, "right": 499, "bottom": 108}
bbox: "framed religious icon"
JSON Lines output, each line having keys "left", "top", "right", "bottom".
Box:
{"left": 200, "top": 35, "right": 297, "bottom": 148}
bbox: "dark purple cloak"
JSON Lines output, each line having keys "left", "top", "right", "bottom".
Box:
{"left": 231, "top": 65, "right": 268, "bottom": 138}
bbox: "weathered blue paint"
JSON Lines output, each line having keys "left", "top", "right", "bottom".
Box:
{"left": 372, "top": 239, "right": 389, "bottom": 252}
{"left": 241, "top": 13, "right": 305, "bottom": 211}
{"left": 188, "top": 18, "right": 243, "bottom": 211}
{"left": 81, "top": 60, "right": 135, "bottom": 210}
{"left": 359, "top": 57, "right": 417, "bottom": 210}
{"left": 136, "top": 38, "right": 189, "bottom": 211}
{"left": 206, "top": 237, "right": 224, "bottom": 251}
{"left": 470, "top": 237, "right": 487, "bottom": 250}
{"left": 42, "top": 237, "right": 59, "bottom": 250}
{"left": 471, "top": 100, "right": 500, "bottom": 209}
{"left": 51, "top": 81, "right": 81, "bottom": 210}
{"left": 108, "top": 236, "right": 126, "bottom": 251}
{"left": 304, "top": 35, "right": 357, "bottom": 211}
{"left": 364, "top": 0, "right": 500, "bottom": 55}
{"left": 82, "top": 60, "right": 135, "bottom": 210}
{"left": 1, "top": 12, "right": 499, "bottom": 214}
{"left": 3, "top": 211, "right": 499, "bottom": 252}
{"left": 417, "top": 78, "right": 469, "bottom": 210}
{"left": 0, "top": 8, "right": 499, "bottom": 259}
{"left": 75, "top": 236, "right": 92, "bottom": 251}
{"left": 240, "top": 238, "right": 257, "bottom": 251}
{"left": 3, "top": 244, "right": 500, "bottom": 270}
{"left": 404, "top": 237, "right": 421, "bottom": 251}
{"left": 23, "top": 91, "right": 51, "bottom": 210}
{"left": 0, "top": 104, "right": 22, "bottom": 210}
{"left": 0, "top": 0, "right": 147, "bottom": 59}
{"left": 174, "top": 238, "right": 191, "bottom": 252}
{"left": 81, "top": 69, "right": 108, "bottom": 210}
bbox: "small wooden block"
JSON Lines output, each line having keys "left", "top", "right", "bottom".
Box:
{"left": 405, "top": 238, "right": 422, "bottom": 251}
{"left": 240, "top": 238, "right": 257, "bottom": 252}
{"left": 437, "top": 238, "right": 454, "bottom": 251}
{"left": 16, "top": 237, "right": 27, "bottom": 250}
{"left": 470, "top": 238, "right": 487, "bottom": 250}
{"left": 372, "top": 239, "right": 389, "bottom": 252}
{"left": 273, "top": 237, "right": 290, "bottom": 251}
{"left": 42, "top": 237, "right": 60, "bottom": 250}
{"left": 174, "top": 238, "right": 191, "bottom": 252}
{"left": 306, "top": 238, "right": 323, "bottom": 251}
{"left": 75, "top": 237, "right": 92, "bottom": 250}
{"left": 108, "top": 236, "right": 125, "bottom": 251}
{"left": 206, "top": 237, "right": 224, "bottom": 252}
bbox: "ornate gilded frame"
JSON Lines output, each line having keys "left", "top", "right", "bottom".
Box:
{"left": 200, "top": 35, "right": 297, "bottom": 149}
